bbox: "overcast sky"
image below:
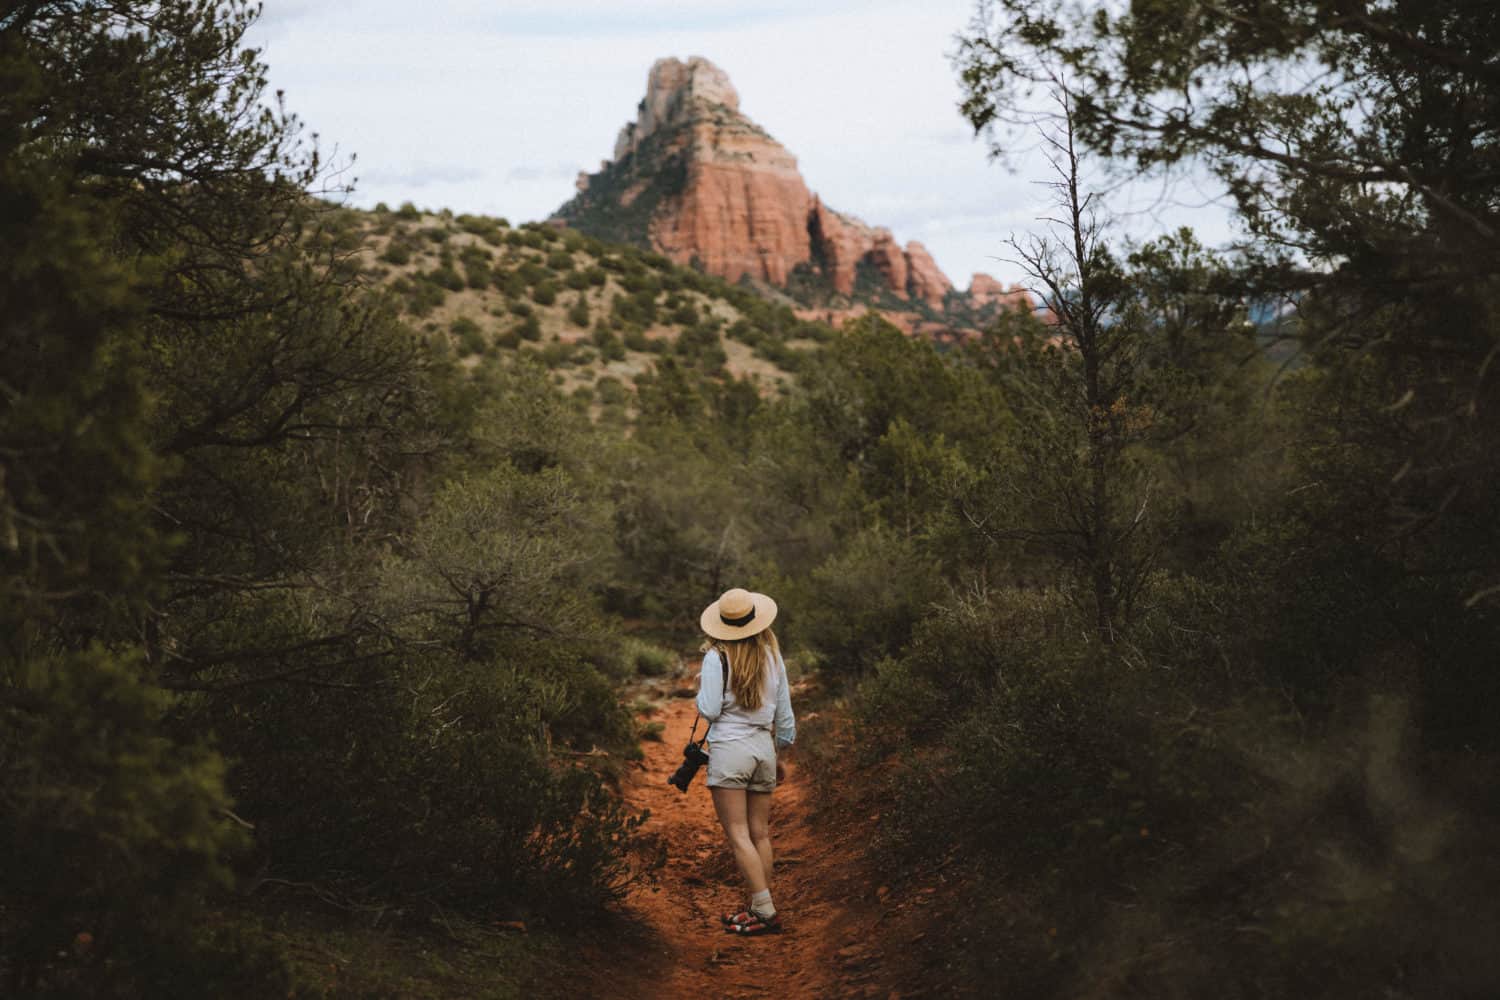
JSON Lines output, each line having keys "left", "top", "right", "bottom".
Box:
{"left": 250, "top": 0, "right": 1235, "bottom": 288}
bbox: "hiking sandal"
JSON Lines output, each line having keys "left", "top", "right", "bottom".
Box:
{"left": 720, "top": 910, "right": 755, "bottom": 926}
{"left": 725, "top": 912, "right": 782, "bottom": 935}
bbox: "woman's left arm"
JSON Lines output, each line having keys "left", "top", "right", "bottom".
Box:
{"left": 772, "top": 656, "right": 795, "bottom": 748}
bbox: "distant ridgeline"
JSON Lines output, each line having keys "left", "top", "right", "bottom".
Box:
{"left": 551, "top": 56, "right": 1034, "bottom": 338}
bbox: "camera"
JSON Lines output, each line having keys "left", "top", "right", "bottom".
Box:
{"left": 666, "top": 739, "right": 710, "bottom": 792}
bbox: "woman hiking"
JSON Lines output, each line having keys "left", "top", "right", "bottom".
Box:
{"left": 696, "top": 587, "right": 796, "bottom": 936}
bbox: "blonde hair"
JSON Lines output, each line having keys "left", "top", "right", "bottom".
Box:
{"left": 701, "top": 628, "right": 781, "bottom": 711}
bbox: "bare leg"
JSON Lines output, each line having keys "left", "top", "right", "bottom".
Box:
{"left": 711, "top": 786, "right": 768, "bottom": 893}
{"left": 746, "top": 790, "right": 774, "bottom": 884}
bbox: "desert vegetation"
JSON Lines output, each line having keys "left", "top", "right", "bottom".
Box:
{"left": 346, "top": 200, "right": 830, "bottom": 403}
{"left": 4, "top": 1, "right": 1499, "bottom": 997}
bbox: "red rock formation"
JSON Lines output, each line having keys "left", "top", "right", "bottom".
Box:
{"left": 867, "top": 230, "right": 908, "bottom": 300}
{"left": 968, "top": 272, "right": 1007, "bottom": 305}
{"left": 647, "top": 115, "right": 813, "bottom": 286}
{"left": 905, "top": 241, "right": 953, "bottom": 307}
{"left": 555, "top": 56, "right": 1012, "bottom": 325}
{"left": 809, "top": 196, "right": 870, "bottom": 296}
{"left": 968, "top": 273, "right": 1035, "bottom": 313}
{"left": 575, "top": 56, "right": 815, "bottom": 286}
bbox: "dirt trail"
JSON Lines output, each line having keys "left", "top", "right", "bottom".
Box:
{"left": 572, "top": 668, "right": 897, "bottom": 1000}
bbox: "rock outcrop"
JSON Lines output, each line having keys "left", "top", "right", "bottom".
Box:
{"left": 553, "top": 56, "right": 1026, "bottom": 324}
{"left": 639, "top": 64, "right": 812, "bottom": 287}
{"left": 967, "top": 273, "right": 1033, "bottom": 313}
{"left": 905, "top": 242, "right": 953, "bottom": 308}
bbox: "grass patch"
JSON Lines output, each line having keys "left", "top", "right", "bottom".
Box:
{"left": 624, "top": 639, "right": 675, "bottom": 678}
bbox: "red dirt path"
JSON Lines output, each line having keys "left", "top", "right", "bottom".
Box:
{"left": 568, "top": 668, "right": 901, "bottom": 999}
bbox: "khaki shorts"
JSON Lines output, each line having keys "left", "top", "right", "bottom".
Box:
{"left": 706, "top": 730, "right": 777, "bottom": 792}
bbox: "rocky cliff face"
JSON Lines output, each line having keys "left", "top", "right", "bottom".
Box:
{"left": 554, "top": 56, "right": 1028, "bottom": 325}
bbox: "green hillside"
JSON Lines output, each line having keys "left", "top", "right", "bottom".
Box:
{"left": 332, "top": 202, "right": 836, "bottom": 409}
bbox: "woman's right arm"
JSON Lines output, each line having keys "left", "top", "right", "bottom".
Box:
{"left": 695, "top": 648, "right": 724, "bottom": 721}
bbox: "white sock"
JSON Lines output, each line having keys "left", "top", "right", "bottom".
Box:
{"left": 750, "top": 888, "right": 775, "bottom": 918}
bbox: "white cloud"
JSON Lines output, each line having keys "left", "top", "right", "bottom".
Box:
{"left": 357, "top": 163, "right": 485, "bottom": 188}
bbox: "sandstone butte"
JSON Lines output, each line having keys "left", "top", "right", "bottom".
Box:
{"left": 552, "top": 56, "right": 1033, "bottom": 331}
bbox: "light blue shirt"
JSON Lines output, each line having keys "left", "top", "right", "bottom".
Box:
{"left": 696, "top": 647, "right": 796, "bottom": 748}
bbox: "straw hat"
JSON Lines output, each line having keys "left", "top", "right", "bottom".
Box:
{"left": 700, "top": 587, "right": 778, "bottom": 641}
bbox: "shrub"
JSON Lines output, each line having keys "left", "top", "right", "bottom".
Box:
{"left": 380, "top": 242, "right": 411, "bottom": 265}
{"left": 496, "top": 269, "right": 528, "bottom": 299}
{"left": 595, "top": 376, "right": 627, "bottom": 407}
{"left": 519, "top": 261, "right": 551, "bottom": 286}
{"left": 0, "top": 649, "right": 292, "bottom": 996}
{"left": 624, "top": 638, "right": 675, "bottom": 677}
{"left": 620, "top": 270, "right": 660, "bottom": 296}
{"left": 623, "top": 326, "right": 650, "bottom": 352}
{"left": 673, "top": 321, "right": 728, "bottom": 373}
{"left": 517, "top": 313, "right": 542, "bottom": 342}
{"left": 547, "top": 250, "right": 574, "bottom": 271}
{"left": 532, "top": 280, "right": 558, "bottom": 307}
{"left": 540, "top": 340, "right": 576, "bottom": 368}
{"left": 792, "top": 527, "right": 944, "bottom": 678}
{"left": 795, "top": 319, "right": 834, "bottom": 343}
{"left": 396, "top": 201, "right": 421, "bottom": 219}
{"left": 457, "top": 214, "right": 504, "bottom": 244}
{"left": 599, "top": 333, "right": 626, "bottom": 362}
{"left": 213, "top": 649, "right": 642, "bottom": 923}
{"left": 403, "top": 277, "right": 448, "bottom": 316}
{"left": 630, "top": 288, "right": 659, "bottom": 325}
{"left": 427, "top": 264, "right": 464, "bottom": 292}
{"left": 565, "top": 269, "right": 590, "bottom": 290}
{"left": 451, "top": 316, "right": 486, "bottom": 357}
{"left": 567, "top": 294, "right": 591, "bottom": 328}
{"left": 463, "top": 258, "right": 491, "bottom": 289}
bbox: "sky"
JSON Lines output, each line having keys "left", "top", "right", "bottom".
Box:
{"left": 249, "top": 0, "right": 1237, "bottom": 288}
